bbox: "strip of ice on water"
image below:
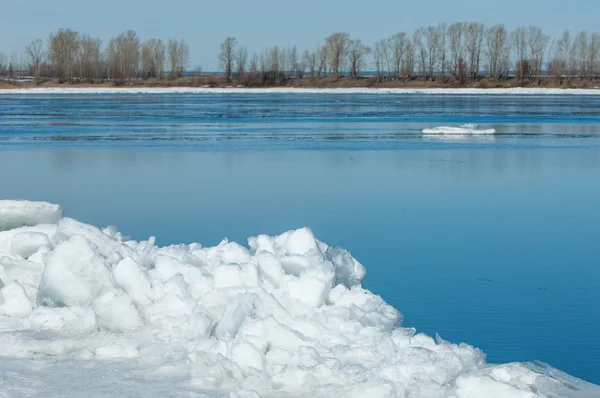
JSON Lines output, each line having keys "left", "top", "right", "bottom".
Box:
{"left": 0, "top": 200, "right": 598, "bottom": 397}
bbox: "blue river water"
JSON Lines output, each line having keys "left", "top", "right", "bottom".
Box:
{"left": 1, "top": 92, "right": 599, "bottom": 383}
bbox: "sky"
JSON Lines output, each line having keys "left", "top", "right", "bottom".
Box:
{"left": 2, "top": 0, "right": 600, "bottom": 71}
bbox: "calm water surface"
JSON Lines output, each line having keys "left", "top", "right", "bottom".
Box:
{"left": 1, "top": 93, "right": 599, "bottom": 383}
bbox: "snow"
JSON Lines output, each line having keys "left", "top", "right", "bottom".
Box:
{"left": 2, "top": 87, "right": 600, "bottom": 95}
{"left": 423, "top": 124, "right": 496, "bottom": 137}
{"left": 0, "top": 200, "right": 598, "bottom": 397}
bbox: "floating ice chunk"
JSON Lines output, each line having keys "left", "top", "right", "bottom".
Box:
{"left": 0, "top": 200, "right": 62, "bottom": 231}
{"left": 37, "top": 235, "right": 113, "bottom": 307}
{"left": 422, "top": 124, "right": 496, "bottom": 136}
{"left": 0, "top": 282, "right": 32, "bottom": 317}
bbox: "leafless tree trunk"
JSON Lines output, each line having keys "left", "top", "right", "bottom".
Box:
{"left": 437, "top": 23, "right": 447, "bottom": 81}
{"left": 447, "top": 22, "right": 466, "bottom": 82}
{"left": 575, "top": 31, "right": 589, "bottom": 79}
{"left": 347, "top": 39, "right": 370, "bottom": 78}
{"left": 25, "top": 39, "right": 45, "bottom": 83}
{"left": 390, "top": 32, "right": 407, "bottom": 79}
{"left": 167, "top": 39, "right": 188, "bottom": 78}
{"left": 219, "top": 37, "right": 237, "bottom": 82}
{"left": 551, "top": 31, "right": 570, "bottom": 83}
{"left": 303, "top": 49, "right": 317, "bottom": 77}
{"left": 403, "top": 39, "right": 415, "bottom": 80}
{"left": 0, "top": 53, "right": 8, "bottom": 76}
{"left": 485, "top": 25, "right": 509, "bottom": 80}
{"left": 413, "top": 28, "right": 427, "bottom": 79}
{"left": 318, "top": 45, "right": 328, "bottom": 76}
{"left": 79, "top": 35, "right": 102, "bottom": 82}
{"left": 325, "top": 33, "right": 350, "bottom": 77}
{"left": 287, "top": 46, "right": 298, "bottom": 77}
{"left": 49, "top": 28, "right": 80, "bottom": 82}
{"left": 512, "top": 27, "right": 528, "bottom": 80}
{"left": 373, "top": 40, "right": 384, "bottom": 81}
{"left": 107, "top": 30, "right": 140, "bottom": 81}
{"left": 590, "top": 33, "right": 600, "bottom": 79}
{"left": 466, "top": 23, "right": 484, "bottom": 80}
{"left": 237, "top": 45, "right": 248, "bottom": 77}
{"left": 527, "top": 26, "right": 550, "bottom": 83}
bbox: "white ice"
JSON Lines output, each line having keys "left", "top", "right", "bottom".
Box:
{"left": 0, "top": 200, "right": 598, "bottom": 397}
{"left": 1, "top": 87, "right": 600, "bottom": 95}
{"left": 422, "top": 124, "right": 496, "bottom": 138}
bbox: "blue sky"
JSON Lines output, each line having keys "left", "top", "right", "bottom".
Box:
{"left": 2, "top": 0, "right": 599, "bottom": 70}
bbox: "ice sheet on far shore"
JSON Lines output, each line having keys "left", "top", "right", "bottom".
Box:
{"left": 0, "top": 200, "right": 598, "bottom": 398}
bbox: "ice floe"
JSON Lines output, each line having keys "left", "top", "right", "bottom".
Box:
{"left": 0, "top": 200, "right": 597, "bottom": 397}
{"left": 422, "top": 124, "right": 496, "bottom": 138}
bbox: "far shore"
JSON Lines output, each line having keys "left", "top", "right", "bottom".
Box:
{"left": 0, "top": 76, "right": 600, "bottom": 95}
{"left": 2, "top": 75, "right": 600, "bottom": 93}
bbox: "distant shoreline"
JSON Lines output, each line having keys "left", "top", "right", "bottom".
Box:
{"left": 2, "top": 86, "right": 600, "bottom": 95}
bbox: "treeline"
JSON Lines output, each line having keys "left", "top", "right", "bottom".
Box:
{"left": 222, "top": 24, "right": 599, "bottom": 86}
{"left": 0, "top": 29, "right": 192, "bottom": 84}
{"left": 1, "top": 23, "right": 599, "bottom": 86}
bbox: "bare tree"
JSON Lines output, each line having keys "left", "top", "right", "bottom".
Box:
{"left": 107, "top": 30, "right": 140, "bottom": 81}
{"left": 141, "top": 38, "right": 165, "bottom": 78}
{"left": 0, "top": 53, "right": 8, "bottom": 76}
{"left": 550, "top": 31, "right": 571, "bottom": 83}
{"left": 466, "top": 23, "right": 484, "bottom": 80}
{"left": 178, "top": 39, "right": 189, "bottom": 77}
{"left": 237, "top": 45, "right": 248, "bottom": 77}
{"left": 512, "top": 27, "right": 528, "bottom": 80}
{"left": 413, "top": 28, "right": 427, "bottom": 79}
{"left": 79, "top": 35, "right": 102, "bottom": 81}
{"left": 447, "top": 22, "right": 466, "bottom": 81}
{"left": 373, "top": 39, "right": 385, "bottom": 80}
{"left": 325, "top": 32, "right": 350, "bottom": 77}
{"left": 219, "top": 37, "right": 237, "bottom": 82}
{"left": 485, "top": 25, "right": 510, "bottom": 80}
{"left": 590, "top": 33, "right": 600, "bottom": 79}
{"left": 437, "top": 23, "right": 447, "bottom": 81}
{"left": 390, "top": 33, "right": 408, "bottom": 79}
{"left": 49, "top": 28, "right": 80, "bottom": 82}
{"left": 303, "top": 49, "right": 317, "bottom": 77}
{"left": 168, "top": 39, "right": 188, "bottom": 78}
{"left": 249, "top": 53, "right": 258, "bottom": 75}
{"left": 25, "top": 39, "right": 45, "bottom": 83}
{"left": 527, "top": 26, "right": 550, "bottom": 83}
{"left": 318, "top": 45, "right": 328, "bottom": 76}
{"left": 403, "top": 39, "right": 416, "bottom": 79}
{"left": 347, "top": 39, "right": 370, "bottom": 78}
{"left": 575, "top": 31, "right": 589, "bottom": 78}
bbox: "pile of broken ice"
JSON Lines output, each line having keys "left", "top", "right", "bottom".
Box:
{"left": 0, "top": 200, "right": 597, "bottom": 397}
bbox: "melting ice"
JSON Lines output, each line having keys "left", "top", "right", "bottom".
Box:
{"left": 0, "top": 200, "right": 598, "bottom": 397}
